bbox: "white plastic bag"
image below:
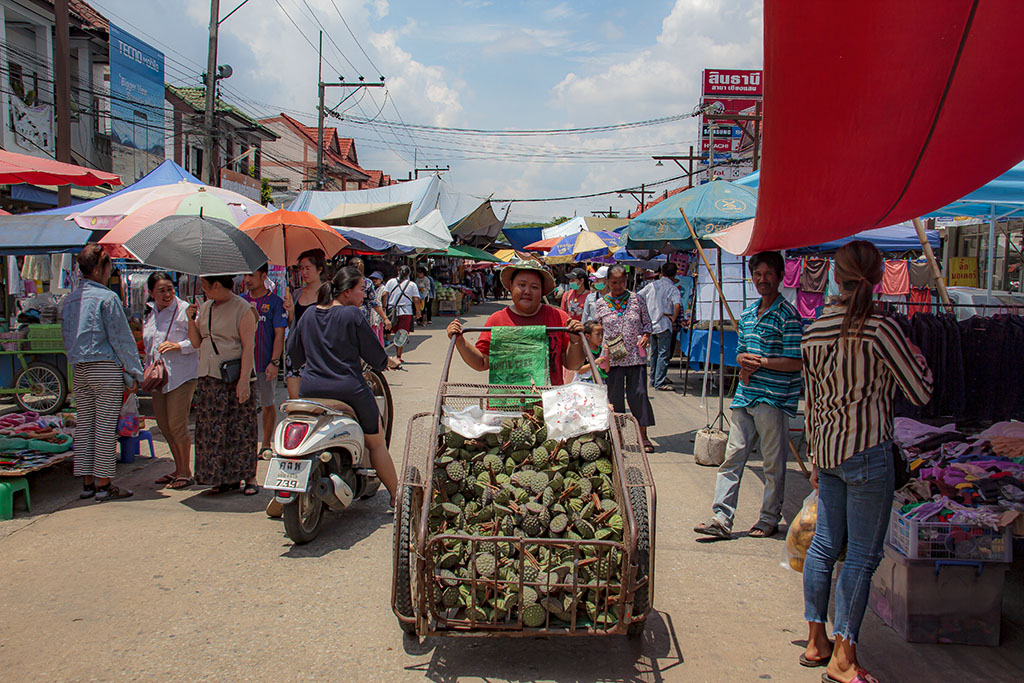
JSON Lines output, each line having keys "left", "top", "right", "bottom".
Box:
{"left": 441, "top": 405, "right": 519, "bottom": 439}
{"left": 541, "top": 381, "right": 611, "bottom": 441}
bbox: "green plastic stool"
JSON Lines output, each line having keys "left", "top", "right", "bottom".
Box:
{"left": 0, "top": 477, "right": 30, "bottom": 520}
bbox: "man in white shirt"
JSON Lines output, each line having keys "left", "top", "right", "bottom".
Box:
{"left": 581, "top": 265, "right": 609, "bottom": 324}
{"left": 639, "top": 262, "right": 681, "bottom": 390}
{"left": 383, "top": 265, "right": 421, "bottom": 365}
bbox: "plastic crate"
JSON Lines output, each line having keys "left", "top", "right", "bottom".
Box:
{"left": 888, "top": 504, "right": 1012, "bottom": 563}
{"left": 26, "top": 324, "right": 64, "bottom": 351}
{"left": 869, "top": 544, "right": 1008, "bottom": 646}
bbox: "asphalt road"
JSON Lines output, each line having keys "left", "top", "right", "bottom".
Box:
{"left": 1, "top": 301, "right": 1020, "bottom": 682}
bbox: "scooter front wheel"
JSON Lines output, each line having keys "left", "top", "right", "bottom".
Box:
{"left": 283, "top": 472, "right": 325, "bottom": 544}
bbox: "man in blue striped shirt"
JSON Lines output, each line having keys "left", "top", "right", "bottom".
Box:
{"left": 694, "top": 251, "right": 803, "bottom": 540}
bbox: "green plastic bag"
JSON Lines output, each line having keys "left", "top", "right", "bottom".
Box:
{"left": 488, "top": 325, "right": 549, "bottom": 408}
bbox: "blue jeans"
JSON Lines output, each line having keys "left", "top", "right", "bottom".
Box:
{"left": 649, "top": 330, "right": 673, "bottom": 388}
{"left": 711, "top": 403, "right": 789, "bottom": 530}
{"left": 803, "top": 441, "right": 894, "bottom": 644}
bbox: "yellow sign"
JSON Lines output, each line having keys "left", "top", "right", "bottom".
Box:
{"left": 948, "top": 257, "right": 979, "bottom": 287}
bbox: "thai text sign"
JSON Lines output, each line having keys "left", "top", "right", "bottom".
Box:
{"left": 948, "top": 257, "right": 979, "bottom": 287}
{"left": 702, "top": 69, "right": 763, "bottom": 97}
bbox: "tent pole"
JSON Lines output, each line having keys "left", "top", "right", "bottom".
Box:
{"left": 683, "top": 208, "right": 738, "bottom": 327}
{"left": 988, "top": 205, "right": 996, "bottom": 296}
{"left": 716, "top": 251, "right": 726, "bottom": 429}
{"left": 911, "top": 217, "right": 952, "bottom": 313}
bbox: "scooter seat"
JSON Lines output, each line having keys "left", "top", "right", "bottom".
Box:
{"left": 284, "top": 399, "right": 358, "bottom": 419}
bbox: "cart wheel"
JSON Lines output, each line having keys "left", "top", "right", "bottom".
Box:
{"left": 394, "top": 467, "right": 418, "bottom": 634}
{"left": 626, "top": 466, "right": 650, "bottom": 637}
{"left": 14, "top": 361, "right": 67, "bottom": 415}
{"left": 364, "top": 365, "right": 394, "bottom": 449}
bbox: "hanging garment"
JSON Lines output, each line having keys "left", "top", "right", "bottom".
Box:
{"left": 825, "top": 265, "right": 841, "bottom": 300}
{"left": 781, "top": 286, "right": 798, "bottom": 307}
{"left": 800, "top": 258, "right": 829, "bottom": 293}
{"left": 21, "top": 255, "right": 49, "bottom": 281}
{"left": 796, "top": 290, "right": 824, "bottom": 319}
{"left": 6, "top": 256, "right": 23, "bottom": 297}
{"left": 783, "top": 258, "right": 802, "bottom": 288}
{"left": 908, "top": 287, "right": 931, "bottom": 318}
{"left": 882, "top": 260, "right": 910, "bottom": 295}
{"left": 908, "top": 259, "right": 932, "bottom": 288}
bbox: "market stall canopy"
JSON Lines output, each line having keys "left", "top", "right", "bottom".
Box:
{"left": 333, "top": 209, "right": 452, "bottom": 252}
{"left": 507, "top": 215, "right": 616, "bottom": 252}
{"left": 492, "top": 248, "right": 518, "bottom": 263}
{"left": 448, "top": 199, "right": 506, "bottom": 244}
{"left": 36, "top": 160, "right": 203, "bottom": 216}
{"left": 438, "top": 244, "right": 504, "bottom": 263}
{"left": 623, "top": 179, "right": 756, "bottom": 250}
{"left": 0, "top": 215, "right": 101, "bottom": 254}
{"left": 321, "top": 201, "right": 412, "bottom": 227}
{"left": 717, "top": 1, "right": 1024, "bottom": 254}
{"left": 795, "top": 223, "right": 940, "bottom": 253}
{"left": 0, "top": 149, "right": 120, "bottom": 187}
{"left": 925, "top": 160, "right": 1024, "bottom": 219}
{"left": 523, "top": 236, "right": 562, "bottom": 252}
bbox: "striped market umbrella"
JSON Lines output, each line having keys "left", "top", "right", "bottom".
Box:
{"left": 544, "top": 230, "right": 620, "bottom": 264}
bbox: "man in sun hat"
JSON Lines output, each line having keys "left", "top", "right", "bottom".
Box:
{"left": 447, "top": 258, "right": 585, "bottom": 385}
{"left": 581, "top": 265, "right": 610, "bottom": 324}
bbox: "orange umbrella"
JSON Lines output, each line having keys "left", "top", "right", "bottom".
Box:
{"left": 239, "top": 209, "right": 349, "bottom": 266}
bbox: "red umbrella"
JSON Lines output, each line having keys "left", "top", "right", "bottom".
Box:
{"left": 0, "top": 149, "right": 120, "bottom": 187}
{"left": 523, "top": 236, "right": 562, "bottom": 251}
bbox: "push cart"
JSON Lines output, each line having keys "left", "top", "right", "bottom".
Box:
{"left": 0, "top": 324, "right": 70, "bottom": 415}
{"left": 391, "top": 327, "right": 656, "bottom": 637}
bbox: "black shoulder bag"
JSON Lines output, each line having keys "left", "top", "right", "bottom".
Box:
{"left": 208, "top": 304, "right": 243, "bottom": 385}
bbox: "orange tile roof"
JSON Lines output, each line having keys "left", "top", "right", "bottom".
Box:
{"left": 276, "top": 113, "right": 368, "bottom": 178}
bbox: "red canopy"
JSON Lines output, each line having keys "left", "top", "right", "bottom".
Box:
{"left": 731, "top": 1, "right": 1024, "bottom": 254}
{"left": 523, "top": 236, "right": 561, "bottom": 251}
{"left": 0, "top": 149, "right": 120, "bottom": 187}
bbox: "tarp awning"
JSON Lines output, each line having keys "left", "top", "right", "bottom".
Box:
{"left": 727, "top": 1, "right": 1024, "bottom": 254}
{"left": 436, "top": 245, "right": 504, "bottom": 262}
{"left": 0, "top": 215, "right": 100, "bottom": 254}
{"left": 322, "top": 201, "right": 413, "bottom": 227}
{"left": 333, "top": 209, "right": 452, "bottom": 251}
{"left": 449, "top": 199, "right": 506, "bottom": 243}
{"left": 794, "top": 223, "right": 941, "bottom": 253}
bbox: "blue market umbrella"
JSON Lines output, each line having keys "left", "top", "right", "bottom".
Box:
{"left": 545, "top": 230, "right": 621, "bottom": 263}
{"left": 623, "top": 179, "right": 757, "bottom": 250}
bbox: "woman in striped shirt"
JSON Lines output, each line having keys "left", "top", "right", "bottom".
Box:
{"left": 800, "top": 241, "right": 932, "bottom": 683}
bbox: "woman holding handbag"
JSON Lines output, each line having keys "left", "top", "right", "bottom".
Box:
{"left": 143, "top": 272, "right": 198, "bottom": 490}
{"left": 187, "top": 275, "right": 260, "bottom": 495}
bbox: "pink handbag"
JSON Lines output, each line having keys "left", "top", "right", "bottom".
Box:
{"left": 141, "top": 303, "right": 177, "bottom": 393}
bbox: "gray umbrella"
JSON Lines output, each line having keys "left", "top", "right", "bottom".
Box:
{"left": 122, "top": 214, "right": 268, "bottom": 276}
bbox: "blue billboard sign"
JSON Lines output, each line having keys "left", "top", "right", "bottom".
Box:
{"left": 108, "top": 23, "right": 165, "bottom": 183}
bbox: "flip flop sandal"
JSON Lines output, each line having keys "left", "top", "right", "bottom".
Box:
{"left": 258, "top": 447, "right": 274, "bottom": 460}
{"left": 243, "top": 484, "right": 260, "bottom": 496}
{"left": 643, "top": 442, "right": 655, "bottom": 453}
{"left": 749, "top": 525, "right": 778, "bottom": 538}
{"left": 800, "top": 653, "right": 831, "bottom": 668}
{"left": 167, "top": 477, "right": 194, "bottom": 490}
{"left": 822, "top": 671, "right": 880, "bottom": 683}
{"left": 154, "top": 473, "right": 176, "bottom": 485}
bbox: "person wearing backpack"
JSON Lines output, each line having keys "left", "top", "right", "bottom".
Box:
{"left": 383, "top": 265, "right": 421, "bottom": 365}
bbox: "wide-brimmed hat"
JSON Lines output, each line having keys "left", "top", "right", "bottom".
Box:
{"left": 500, "top": 259, "right": 556, "bottom": 295}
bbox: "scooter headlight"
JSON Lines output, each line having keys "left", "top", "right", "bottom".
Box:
{"left": 283, "top": 422, "right": 310, "bottom": 450}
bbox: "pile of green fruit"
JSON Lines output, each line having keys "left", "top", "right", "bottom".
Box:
{"left": 428, "top": 405, "right": 627, "bottom": 629}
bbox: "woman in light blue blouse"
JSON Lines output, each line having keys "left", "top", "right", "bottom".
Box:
{"left": 60, "top": 244, "right": 144, "bottom": 501}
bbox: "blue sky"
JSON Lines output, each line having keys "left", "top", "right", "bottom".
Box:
{"left": 89, "top": 0, "right": 763, "bottom": 222}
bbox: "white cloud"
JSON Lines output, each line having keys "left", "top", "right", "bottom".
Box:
{"left": 543, "top": 3, "right": 575, "bottom": 21}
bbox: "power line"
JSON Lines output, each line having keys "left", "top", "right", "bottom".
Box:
{"left": 342, "top": 111, "right": 699, "bottom": 137}
{"left": 327, "top": 0, "right": 382, "bottom": 77}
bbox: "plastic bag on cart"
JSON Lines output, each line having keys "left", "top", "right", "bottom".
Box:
{"left": 117, "top": 394, "right": 141, "bottom": 438}
{"left": 784, "top": 490, "right": 818, "bottom": 573}
{"left": 442, "top": 405, "right": 519, "bottom": 439}
{"left": 541, "top": 381, "right": 611, "bottom": 441}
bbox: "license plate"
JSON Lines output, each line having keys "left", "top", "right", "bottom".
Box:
{"left": 265, "top": 458, "right": 312, "bottom": 492}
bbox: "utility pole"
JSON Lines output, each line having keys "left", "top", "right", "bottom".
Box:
{"left": 414, "top": 165, "right": 450, "bottom": 180}
{"left": 625, "top": 184, "right": 654, "bottom": 214}
{"left": 55, "top": 0, "right": 71, "bottom": 206}
{"left": 316, "top": 33, "right": 385, "bottom": 190}
{"left": 203, "top": 0, "right": 220, "bottom": 185}
{"left": 591, "top": 207, "right": 618, "bottom": 218}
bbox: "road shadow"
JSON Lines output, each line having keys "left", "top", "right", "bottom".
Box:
{"left": 402, "top": 610, "right": 685, "bottom": 683}
{"left": 276, "top": 492, "right": 393, "bottom": 558}
{"left": 179, "top": 487, "right": 272, "bottom": 514}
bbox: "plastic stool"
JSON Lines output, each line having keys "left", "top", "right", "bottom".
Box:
{"left": 0, "top": 477, "right": 30, "bottom": 520}
{"left": 118, "top": 430, "right": 155, "bottom": 463}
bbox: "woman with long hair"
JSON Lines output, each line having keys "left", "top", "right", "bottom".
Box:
{"left": 287, "top": 266, "right": 399, "bottom": 503}
{"left": 800, "top": 241, "right": 932, "bottom": 683}
{"left": 283, "top": 248, "right": 326, "bottom": 398}
{"left": 143, "top": 272, "right": 198, "bottom": 489}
